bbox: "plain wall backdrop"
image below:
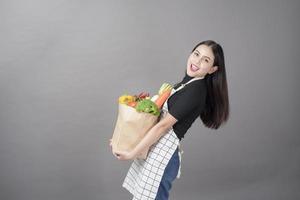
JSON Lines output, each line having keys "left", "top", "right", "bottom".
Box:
{"left": 0, "top": 0, "right": 299, "bottom": 199}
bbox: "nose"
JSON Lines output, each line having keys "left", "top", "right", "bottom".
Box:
{"left": 195, "top": 57, "right": 201, "bottom": 65}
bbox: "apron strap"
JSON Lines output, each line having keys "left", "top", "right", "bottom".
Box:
{"left": 177, "top": 143, "right": 184, "bottom": 179}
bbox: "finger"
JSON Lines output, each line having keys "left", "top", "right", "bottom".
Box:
{"left": 115, "top": 152, "right": 120, "bottom": 157}
{"left": 115, "top": 154, "right": 121, "bottom": 159}
{"left": 113, "top": 150, "right": 121, "bottom": 156}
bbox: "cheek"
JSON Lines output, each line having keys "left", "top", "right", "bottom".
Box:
{"left": 203, "top": 61, "right": 212, "bottom": 67}
{"left": 205, "top": 63, "right": 210, "bottom": 68}
{"left": 200, "top": 64, "right": 210, "bottom": 71}
{"left": 187, "top": 58, "right": 192, "bottom": 65}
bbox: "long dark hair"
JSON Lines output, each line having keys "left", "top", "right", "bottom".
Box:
{"left": 191, "top": 40, "right": 230, "bottom": 129}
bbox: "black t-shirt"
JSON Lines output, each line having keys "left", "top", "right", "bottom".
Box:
{"left": 167, "top": 72, "right": 207, "bottom": 141}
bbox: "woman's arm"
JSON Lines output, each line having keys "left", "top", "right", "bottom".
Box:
{"left": 131, "top": 113, "right": 178, "bottom": 157}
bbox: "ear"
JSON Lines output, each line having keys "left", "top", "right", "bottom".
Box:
{"left": 209, "top": 66, "right": 218, "bottom": 74}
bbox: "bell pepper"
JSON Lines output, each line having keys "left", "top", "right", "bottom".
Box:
{"left": 118, "top": 95, "right": 135, "bottom": 104}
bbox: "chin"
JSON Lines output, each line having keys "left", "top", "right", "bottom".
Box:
{"left": 186, "top": 67, "right": 194, "bottom": 76}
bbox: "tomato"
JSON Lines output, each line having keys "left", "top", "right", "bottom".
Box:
{"left": 127, "top": 101, "right": 137, "bottom": 108}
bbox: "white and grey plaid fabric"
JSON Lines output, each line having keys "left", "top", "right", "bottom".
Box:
{"left": 122, "top": 129, "right": 181, "bottom": 200}
{"left": 122, "top": 87, "right": 184, "bottom": 200}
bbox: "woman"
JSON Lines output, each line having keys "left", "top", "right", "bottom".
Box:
{"left": 110, "top": 40, "right": 230, "bottom": 200}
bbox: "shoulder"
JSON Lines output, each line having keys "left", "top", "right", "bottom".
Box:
{"left": 167, "top": 82, "right": 206, "bottom": 121}
{"left": 182, "top": 81, "right": 207, "bottom": 98}
{"left": 168, "top": 80, "right": 207, "bottom": 106}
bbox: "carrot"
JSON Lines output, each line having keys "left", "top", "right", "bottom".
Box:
{"left": 155, "top": 89, "right": 172, "bottom": 109}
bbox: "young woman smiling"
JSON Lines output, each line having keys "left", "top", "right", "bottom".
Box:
{"left": 110, "top": 40, "right": 230, "bottom": 200}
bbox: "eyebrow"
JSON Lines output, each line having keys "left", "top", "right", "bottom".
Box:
{"left": 195, "top": 50, "right": 211, "bottom": 60}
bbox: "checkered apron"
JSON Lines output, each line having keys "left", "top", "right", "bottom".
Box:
{"left": 122, "top": 77, "right": 203, "bottom": 200}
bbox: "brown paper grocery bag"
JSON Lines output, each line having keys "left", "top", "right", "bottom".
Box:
{"left": 111, "top": 103, "right": 159, "bottom": 159}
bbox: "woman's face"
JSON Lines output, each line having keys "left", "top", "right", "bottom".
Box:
{"left": 186, "top": 44, "right": 218, "bottom": 78}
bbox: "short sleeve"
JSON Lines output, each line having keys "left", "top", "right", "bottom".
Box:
{"left": 168, "top": 88, "right": 203, "bottom": 121}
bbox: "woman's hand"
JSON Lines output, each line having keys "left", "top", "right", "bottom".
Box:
{"left": 113, "top": 149, "right": 136, "bottom": 161}
{"left": 109, "top": 138, "right": 137, "bottom": 161}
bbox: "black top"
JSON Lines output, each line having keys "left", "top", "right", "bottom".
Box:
{"left": 167, "top": 72, "right": 207, "bottom": 141}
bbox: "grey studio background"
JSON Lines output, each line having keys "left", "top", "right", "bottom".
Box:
{"left": 0, "top": 0, "right": 299, "bottom": 200}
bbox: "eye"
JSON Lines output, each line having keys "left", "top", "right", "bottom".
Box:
{"left": 205, "top": 59, "right": 209, "bottom": 63}
{"left": 194, "top": 52, "right": 199, "bottom": 56}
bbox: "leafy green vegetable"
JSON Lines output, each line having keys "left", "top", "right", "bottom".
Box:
{"left": 135, "top": 99, "right": 160, "bottom": 116}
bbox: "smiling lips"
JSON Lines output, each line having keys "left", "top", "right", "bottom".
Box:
{"left": 190, "top": 64, "right": 200, "bottom": 72}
